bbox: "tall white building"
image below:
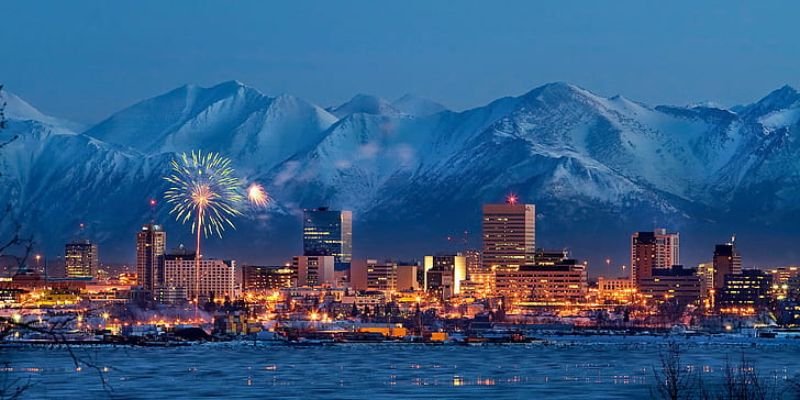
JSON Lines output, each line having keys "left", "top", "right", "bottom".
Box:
{"left": 162, "top": 253, "right": 235, "bottom": 301}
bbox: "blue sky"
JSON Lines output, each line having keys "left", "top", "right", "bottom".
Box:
{"left": 1, "top": 0, "right": 799, "bottom": 124}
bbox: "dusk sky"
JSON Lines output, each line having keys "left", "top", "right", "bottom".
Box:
{"left": 2, "top": 1, "right": 799, "bottom": 124}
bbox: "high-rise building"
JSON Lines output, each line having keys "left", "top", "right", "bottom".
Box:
{"left": 712, "top": 240, "right": 742, "bottom": 290}
{"left": 161, "top": 252, "right": 236, "bottom": 301}
{"left": 481, "top": 201, "right": 535, "bottom": 271}
{"left": 423, "top": 254, "right": 467, "bottom": 300}
{"left": 630, "top": 229, "right": 679, "bottom": 286}
{"left": 64, "top": 240, "right": 98, "bottom": 279}
{"left": 697, "top": 262, "right": 714, "bottom": 295}
{"left": 464, "top": 250, "right": 481, "bottom": 278}
{"left": 136, "top": 223, "right": 166, "bottom": 292}
{"left": 291, "top": 255, "right": 336, "bottom": 287}
{"left": 303, "top": 207, "right": 353, "bottom": 269}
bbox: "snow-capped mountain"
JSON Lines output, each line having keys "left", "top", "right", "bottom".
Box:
{"left": 84, "top": 81, "right": 337, "bottom": 174}
{"left": 2, "top": 82, "right": 800, "bottom": 270}
{"left": 326, "top": 94, "right": 403, "bottom": 118}
{"left": 391, "top": 94, "right": 448, "bottom": 117}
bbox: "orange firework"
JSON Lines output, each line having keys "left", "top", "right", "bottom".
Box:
{"left": 247, "top": 182, "right": 269, "bottom": 207}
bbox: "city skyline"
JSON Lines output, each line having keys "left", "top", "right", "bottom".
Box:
{"left": 4, "top": 3, "right": 800, "bottom": 399}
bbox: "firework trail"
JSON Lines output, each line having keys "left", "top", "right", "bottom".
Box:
{"left": 164, "top": 150, "right": 243, "bottom": 305}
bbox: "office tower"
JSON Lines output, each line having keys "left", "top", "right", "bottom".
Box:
{"left": 712, "top": 240, "right": 742, "bottom": 290}
{"left": 136, "top": 223, "right": 166, "bottom": 291}
{"left": 161, "top": 251, "right": 236, "bottom": 301}
{"left": 64, "top": 240, "right": 99, "bottom": 278}
{"left": 242, "top": 265, "right": 294, "bottom": 291}
{"left": 464, "top": 250, "right": 481, "bottom": 278}
{"left": 481, "top": 200, "right": 535, "bottom": 271}
{"left": 630, "top": 229, "right": 680, "bottom": 286}
{"left": 495, "top": 259, "right": 588, "bottom": 304}
{"left": 291, "top": 255, "right": 336, "bottom": 287}
{"left": 423, "top": 254, "right": 467, "bottom": 300}
{"left": 303, "top": 207, "right": 353, "bottom": 269}
{"left": 697, "top": 262, "right": 714, "bottom": 295}
{"left": 717, "top": 269, "right": 771, "bottom": 312}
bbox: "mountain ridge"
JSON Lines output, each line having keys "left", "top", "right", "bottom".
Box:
{"left": 2, "top": 82, "right": 800, "bottom": 274}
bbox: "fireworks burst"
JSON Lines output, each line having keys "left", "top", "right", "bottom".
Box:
{"left": 164, "top": 151, "right": 244, "bottom": 238}
{"left": 247, "top": 182, "right": 269, "bottom": 208}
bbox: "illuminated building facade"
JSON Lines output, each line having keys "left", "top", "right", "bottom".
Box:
{"left": 464, "top": 250, "right": 481, "bottom": 278}
{"left": 482, "top": 202, "right": 535, "bottom": 271}
{"left": 350, "top": 259, "right": 397, "bottom": 292}
{"left": 638, "top": 265, "right": 703, "bottom": 306}
{"left": 712, "top": 241, "right": 742, "bottom": 290}
{"left": 136, "top": 223, "right": 166, "bottom": 292}
{"left": 242, "top": 265, "right": 293, "bottom": 291}
{"left": 717, "top": 269, "right": 772, "bottom": 313}
{"left": 162, "top": 252, "right": 236, "bottom": 301}
{"left": 766, "top": 266, "right": 800, "bottom": 300}
{"left": 291, "top": 255, "right": 336, "bottom": 287}
{"left": 597, "top": 277, "right": 636, "bottom": 303}
{"left": 303, "top": 207, "right": 353, "bottom": 269}
{"left": 65, "top": 240, "right": 99, "bottom": 279}
{"left": 630, "top": 229, "right": 679, "bottom": 286}
{"left": 495, "top": 261, "right": 588, "bottom": 304}
{"left": 423, "top": 255, "right": 467, "bottom": 300}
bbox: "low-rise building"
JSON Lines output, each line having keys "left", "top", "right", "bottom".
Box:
{"left": 242, "top": 265, "right": 293, "bottom": 291}
{"left": 291, "top": 256, "right": 336, "bottom": 287}
{"left": 495, "top": 261, "right": 588, "bottom": 304}
{"left": 638, "top": 265, "right": 702, "bottom": 306}
{"left": 717, "top": 269, "right": 773, "bottom": 314}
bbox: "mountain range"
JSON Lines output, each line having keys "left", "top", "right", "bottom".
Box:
{"left": 2, "top": 81, "right": 800, "bottom": 275}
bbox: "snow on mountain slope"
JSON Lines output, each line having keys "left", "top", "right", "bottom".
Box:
{"left": 4, "top": 82, "right": 800, "bottom": 266}
{"left": 1, "top": 90, "right": 85, "bottom": 133}
{"left": 84, "top": 81, "right": 337, "bottom": 173}
{"left": 391, "top": 94, "right": 448, "bottom": 116}
{"left": 326, "top": 94, "right": 402, "bottom": 118}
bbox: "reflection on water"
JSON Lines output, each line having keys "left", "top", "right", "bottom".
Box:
{"left": 3, "top": 336, "right": 800, "bottom": 399}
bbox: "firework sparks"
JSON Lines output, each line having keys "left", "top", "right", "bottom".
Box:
{"left": 247, "top": 182, "right": 269, "bottom": 207}
{"left": 164, "top": 150, "right": 243, "bottom": 309}
{"left": 164, "top": 150, "right": 243, "bottom": 238}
